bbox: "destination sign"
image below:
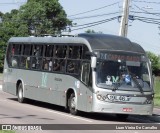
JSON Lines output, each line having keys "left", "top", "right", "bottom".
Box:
{"left": 99, "top": 53, "right": 141, "bottom": 62}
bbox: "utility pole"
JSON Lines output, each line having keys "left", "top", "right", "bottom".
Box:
{"left": 119, "top": 0, "right": 130, "bottom": 37}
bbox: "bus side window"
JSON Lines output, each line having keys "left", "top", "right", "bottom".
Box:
{"left": 10, "top": 44, "right": 22, "bottom": 68}
{"left": 45, "top": 45, "right": 54, "bottom": 57}
{"left": 32, "top": 45, "right": 43, "bottom": 70}
{"left": 14, "top": 44, "right": 22, "bottom": 55}
{"left": 20, "top": 44, "right": 32, "bottom": 69}
{"left": 53, "top": 59, "right": 65, "bottom": 72}
{"left": 69, "top": 46, "right": 81, "bottom": 59}
{"left": 7, "top": 44, "right": 13, "bottom": 67}
{"left": 81, "top": 62, "right": 90, "bottom": 85}
{"left": 55, "top": 45, "right": 67, "bottom": 58}
{"left": 82, "top": 45, "right": 90, "bottom": 60}
{"left": 67, "top": 60, "right": 80, "bottom": 74}
{"left": 42, "top": 45, "right": 54, "bottom": 71}
{"left": 52, "top": 45, "right": 67, "bottom": 73}
{"left": 42, "top": 58, "right": 52, "bottom": 71}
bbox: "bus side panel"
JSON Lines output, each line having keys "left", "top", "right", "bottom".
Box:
{"left": 3, "top": 59, "right": 8, "bottom": 92}
{"left": 14, "top": 69, "right": 92, "bottom": 112}
{"left": 7, "top": 69, "right": 17, "bottom": 95}
{"left": 3, "top": 61, "right": 17, "bottom": 96}
{"left": 16, "top": 70, "right": 59, "bottom": 105}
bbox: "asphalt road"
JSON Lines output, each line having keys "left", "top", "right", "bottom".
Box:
{"left": 0, "top": 90, "right": 160, "bottom": 133}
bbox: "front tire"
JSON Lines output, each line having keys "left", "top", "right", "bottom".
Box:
{"left": 68, "top": 93, "right": 78, "bottom": 115}
{"left": 17, "top": 83, "right": 26, "bottom": 103}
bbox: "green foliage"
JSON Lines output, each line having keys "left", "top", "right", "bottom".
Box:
{"left": 154, "top": 77, "right": 160, "bottom": 107}
{"left": 0, "top": 131, "right": 15, "bottom": 133}
{"left": 17, "top": 0, "right": 71, "bottom": 35}
{"left": 0, "top": 0, "right": 71, "bottom": 72}
{"left": 147, "top": 51, "right": 160, "bottom": 75}
{"left": 85, "top": 29, "right": 96, "bottom": 33}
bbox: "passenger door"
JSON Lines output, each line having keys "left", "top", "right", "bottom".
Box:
{"left": 80, "top": 62, "right": 92, "bottom": 111}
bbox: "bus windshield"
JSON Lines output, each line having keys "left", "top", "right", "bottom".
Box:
{"left": 96, "top": 54, "right": 151, "bottom": 92}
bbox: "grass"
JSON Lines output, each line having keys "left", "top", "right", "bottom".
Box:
{"left": 0, "top": 73, "right": 2, "bottom": 77}
{"left": 0, "top": 73, "right": 2, "bottom": 80}
{"left": 0, "top": 131, "right": 15, "bottom": 133}
{"left": 154, "top": 77, "right": 160, "bottom": 107}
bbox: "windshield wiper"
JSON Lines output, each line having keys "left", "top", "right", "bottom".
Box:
{"left": 130, "top": 75, "right": 144, "bottom": 94}
{"left": 123, "top": 64, "right": 144, "bottom": 94}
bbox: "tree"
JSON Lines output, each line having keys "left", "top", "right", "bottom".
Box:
{"left": 147, "top": 51, "right": 160, "bottom": 75}
{"left": 0, "top": 0, "right": 71, "bottom": 72}
{"left": 17, "top": 0, "right": 71, "bottom": 35}
{"left": 85, "top": 29, "right": 96, "bottom": 33}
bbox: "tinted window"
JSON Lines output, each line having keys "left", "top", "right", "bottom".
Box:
{"left": 23, "top": 45, "right": 32, "bottom": 55}
{"left": 44, "top": 45, "right": 54, "bottom": 57}
{"left": 69, "top": 46, "right": 82, "bottom": 59}
{"left": 13, "top": 44, "right": 22, "bottom": 55}
{"left": 67, "top": 60, "right": 80, "bottom": 74}
{"left": 53, "top": 59, "right": 65, "bottom": 72}
{"left": 33, "top": 45, "right": 43, "bottom": 57}
{"left": 82, "top": 45, "right": 89, "bottom": 59}
{"left": 55, "top": 45, "right": 67, "bottom": 58}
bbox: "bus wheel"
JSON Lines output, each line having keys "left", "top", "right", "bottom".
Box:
{"left": 18, "top": 83, "right": 25, "bottom": 103}
{"left": 116, "top": 114, "right": 129, "bottom": 120}
{"left": 68, "top": 93, "right": 78, "bottom": 115}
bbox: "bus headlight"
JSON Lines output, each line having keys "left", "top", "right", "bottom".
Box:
{"left": 97, "top": 94, "right": 102, "bottom": 100}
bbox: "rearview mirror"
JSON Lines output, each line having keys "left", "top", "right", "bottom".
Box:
{"left": 91, "top": 57, "right": 97, "bottom": 68}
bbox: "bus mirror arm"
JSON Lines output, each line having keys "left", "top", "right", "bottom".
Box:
{"left": 85, "top": 51, "right": 97, "bottom": 57}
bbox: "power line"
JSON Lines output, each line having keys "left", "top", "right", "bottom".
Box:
{"left": 72, "top": 16, "right": 119, "bottom": 27}
{"left": 132, "top": 0, "right": 160, "bottom": 4}
{"left": 130, "top": 11, "right": 160, "bottom": 16}
{"left": 71, "top": 16, "right": 118, "bottom": 31}
{"left": 136, "top": 19, "right": 160, "bottom": 25}
{"left": 137, "top": 17, "right": 160, "bottom": 24}
{"left": 131, "top": 15, "right": 160, "bottom": 25}
{"left": 133, "top": 4, "right": 160, "bottom": 17}
{"left": 68, "top": 1, "right": 120, "bottom": 17}
{"left": 133, "top": 16, "right": 160, "bottom": 21}
{"left": 70, "top": 11, "right": 120, "bottom": 20}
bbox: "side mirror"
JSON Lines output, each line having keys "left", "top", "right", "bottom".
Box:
{"left": 91, "top": 57, "right": 97, "bottom": 68}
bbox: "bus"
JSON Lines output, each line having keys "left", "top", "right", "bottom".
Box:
{"left": 3, "top": 33, "right": 154, "bottom": 118}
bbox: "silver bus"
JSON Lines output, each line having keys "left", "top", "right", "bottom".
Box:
{"left": 3, "top": 33, "right": 154, "bottom": 118}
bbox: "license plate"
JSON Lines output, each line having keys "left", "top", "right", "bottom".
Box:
{"left": 106, "top": 94, "right": 131, "bottom": 102}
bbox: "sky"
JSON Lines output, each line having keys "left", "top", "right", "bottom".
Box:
{"left": 0, "top": 0, "right": 160, "bottom": 55}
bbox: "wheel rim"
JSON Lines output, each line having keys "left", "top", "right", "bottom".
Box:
{"left": 19, "top": 88, "right": 23, "bottom": 99}
{"left": 71, "top": 97, "right": 76, "bottom": 109}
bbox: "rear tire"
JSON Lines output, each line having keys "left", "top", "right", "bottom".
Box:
{"left": 17, "top": 83, "right": 26, "bottom": 103}
{"left": 68, "top": 93, "right": 78, "bottom": 115}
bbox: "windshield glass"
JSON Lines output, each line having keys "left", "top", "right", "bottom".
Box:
{"left": 96, "top": 53, "right": 151, "bottom": 92}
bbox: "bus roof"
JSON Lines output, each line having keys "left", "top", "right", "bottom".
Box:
{"left": 8, "top": 33, "right": 145, "bottom": 54}
{"left": 78, "top": 33, "right": 145, "bottom": 54}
